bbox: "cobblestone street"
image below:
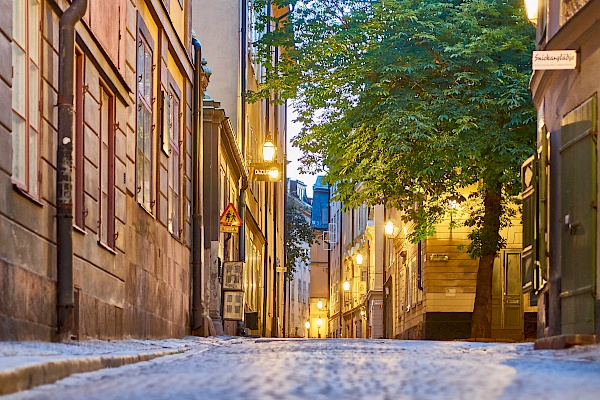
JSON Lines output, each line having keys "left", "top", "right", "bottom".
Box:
{"left": 4, "top": 338, "right": 600, "bottom": 400}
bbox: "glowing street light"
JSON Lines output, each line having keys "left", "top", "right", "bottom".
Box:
{"left": 317, "top": 300, "right": 323, "bottom": 309}
{"left": 343, "top": 281, "right": 350, "bottom": 291}
{"left": 384, "top": 220, "right": 395, "bottom": 237}
{"left": 317, "top": 317, "right": 323, "bottom": 338}
{"left": 524, "top": 0, "right": 538, "bottom": 25}
{"left": 263, "top": 140, "right": 276, "bottom": 162}
{"left": 356, "top": 253, "right": 363, "bottom": 265}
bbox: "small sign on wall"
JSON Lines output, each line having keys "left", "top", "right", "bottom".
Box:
{"left": 223, "top": 291, "right": 245, "bottom": 320}
{"left": 532, "top": 50, "right": 577, "bottom": 70}
{"left": 223, "top": 262, "right": 244, "bottom": 291}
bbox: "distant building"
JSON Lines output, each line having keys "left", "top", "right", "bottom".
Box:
{"left": 285, "top": 179, "right": 311, "bottom": 337}
{"left": 311, "top": 177, "right": 329, "bottom": 230}
{"left": 309, "top": 177, "right": 329, "bottom": 338}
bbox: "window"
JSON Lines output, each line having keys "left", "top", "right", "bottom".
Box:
{"left": 136, "top": 20, "right": 154, "bottom": 211}
{"left": 12, "top": 0, "right": 41, "bottom": 197}
{"left": 74, "top": 52, "right": 85, "bottom": 228}
{"left": 166, "top": 87, "right": 181, "bottom": 237}
{"left": 99, "top": 85, "right": 115, "bottom": 247}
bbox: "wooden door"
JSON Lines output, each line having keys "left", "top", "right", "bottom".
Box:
{"left": 492, "top": 252, "right": 523, "bottom": 339}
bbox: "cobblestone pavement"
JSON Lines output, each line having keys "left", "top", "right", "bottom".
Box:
{"left": 3, "top": 338, "right": 600, "bottom": 400}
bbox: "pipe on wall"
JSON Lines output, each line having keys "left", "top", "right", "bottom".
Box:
{"left": 57, "top": 0, "right": 88, "bottom": 340}
{"left": 191, "top": 36, "right": 205, "bottom": 335}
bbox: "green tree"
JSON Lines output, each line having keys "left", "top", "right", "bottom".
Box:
{"left": 285, "top": 194, "right": 318, "bottom": 281}
{"left": 253, "top": 0, "right": 535, "bottom": 337}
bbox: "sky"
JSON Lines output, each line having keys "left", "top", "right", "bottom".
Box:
{"left": 286, "top": 107, "right": 318, "bottom": 198}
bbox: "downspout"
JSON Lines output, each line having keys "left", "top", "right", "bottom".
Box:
{"left": 239, "top": 0, "right": 248, "bottom": 333}
{"left": 262, "top": 190, "right": 269, "bottom": 336}
{"left": 238, "top": 0, "right": 247, "bottom": 271}
{"left": 191, "top": 37, "right": 204, "bottom": 335}
{"left": 57, "top": 0, "right": 87, "bottom": 341}
{"left": 273, "top": 184, "right": 278, "bottom": 336}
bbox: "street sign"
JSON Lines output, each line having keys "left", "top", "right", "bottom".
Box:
{"left": 220, "top": 225, "right": 239, "bottom": 233}
{"left": 220, "top": 203, "right": 243, "bottom": 227}
{"left": 223, "top": 262, "right": 244, "bottom": 291}
{"left": 532, "top": 50, "right": 577, "bottom": 70}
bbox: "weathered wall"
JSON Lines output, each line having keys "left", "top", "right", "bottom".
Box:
{"left": 1, "top": 0, "right": 193, "bottom": 341}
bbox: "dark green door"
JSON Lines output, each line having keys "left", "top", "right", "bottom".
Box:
{"left": 493, "top": 252, "right": 523, "bottom": 337}
{"left": 560, "top": 96, "right": 597, "bottom": 335}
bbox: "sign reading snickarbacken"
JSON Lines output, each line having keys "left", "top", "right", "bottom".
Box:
{"left": 532, "top": 50, "right": 577, "bottom": 70}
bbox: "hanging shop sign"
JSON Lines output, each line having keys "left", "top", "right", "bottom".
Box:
{"left": 219, "top": 203, "right": 242, "bottom": 233}
{"left": 250, "top": 162, "right": 283, "bottom": 182}
{"left": 532, "top": 50, "right": 577, "bottom": 70}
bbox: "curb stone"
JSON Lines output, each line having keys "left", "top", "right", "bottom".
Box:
{"left": 0, "top": 349, "right": 185, "bottom": 396}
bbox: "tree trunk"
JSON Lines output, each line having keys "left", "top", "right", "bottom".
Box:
{"left": 470, "top": 184, "right": 502, "bottom": 339}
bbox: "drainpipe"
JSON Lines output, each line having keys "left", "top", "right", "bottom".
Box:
{"left": 56, "top": 0, "right": 87, "bottom": 341}
{"left": 191, "top": 37, "right": 204, "bottom": 335}
{"left": 239, "top": 0, "right": 248, "bottom": 333}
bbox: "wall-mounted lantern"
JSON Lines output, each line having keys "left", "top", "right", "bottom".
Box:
{"left": 524, "top": 0, "right": 538, "bottom": 25}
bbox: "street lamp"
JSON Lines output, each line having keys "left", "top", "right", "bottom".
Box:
{"left": 305, "top": 320, "right": 310, "bottom": 338}
{"left": 356, "top": 253, "right": 363, "bottom": 265}
{"left": 317, "top": 300, "right": 323, "bottom": 309}
{"left": 384, "top": 220, "right": 395, "bottom": 237}
{"left": 343, "top": 280, "right": 350, "bottom": 292}
{"left": 524, "top": 0, "right": 538, "bottom": 25}
{"left": 317, "top": 317, "right": 323, "bottom": 338}
{"left": 263, "top": 140, "right": 276, "bottom": 162}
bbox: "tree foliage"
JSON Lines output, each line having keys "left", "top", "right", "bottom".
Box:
{"left": 285, "top": 194, "right": 318, "bottom": 281}
{"left": 254, "top": 0, "right": 536, "bottom": 337}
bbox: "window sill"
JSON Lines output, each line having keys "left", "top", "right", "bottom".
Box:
{"left": 12, "top": 183, "right": 44, "bottom": 207}
{"left": 97, "top": 240, "right": 117, "bottom": 255}
{"left": 73, "top": 225, "right": 86, "bottom": 235}
{"left": 138, "top": 202, "right": 155, "bottom": 218}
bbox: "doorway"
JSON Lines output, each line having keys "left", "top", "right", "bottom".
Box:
{"left": 492, "top": 251, "right": 523, "bottom": 340}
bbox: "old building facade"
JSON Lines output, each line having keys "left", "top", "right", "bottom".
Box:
{"left": 524, "top": 0, "right": 600, "bottom": 348}
{"left": 328, "top": 189, "right": 534, "bottom": 340}
{"left": 2, "top": 0, "right": 197, "bottom": 341}
{"left": 192, "top": 0, "right": 288, "bottom": 337}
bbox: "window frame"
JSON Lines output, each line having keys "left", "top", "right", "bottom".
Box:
{"left": 98, "top": 83, "right": 116, "bottom": 249}
{"left": 11, "top": 0, "right": 42, "bottom": 200}
{"left": 135, "top": 15, "right": 155, "bottom": 213}
{"left": 166, "top": 78, "right": 182, "bottom": 239}
{"left": 74, "top": 51, "right": 85, "bottom": 229}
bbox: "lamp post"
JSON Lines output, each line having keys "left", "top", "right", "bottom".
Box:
{"left": 305, "top": 320, "right": 310, "bottom": 338}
